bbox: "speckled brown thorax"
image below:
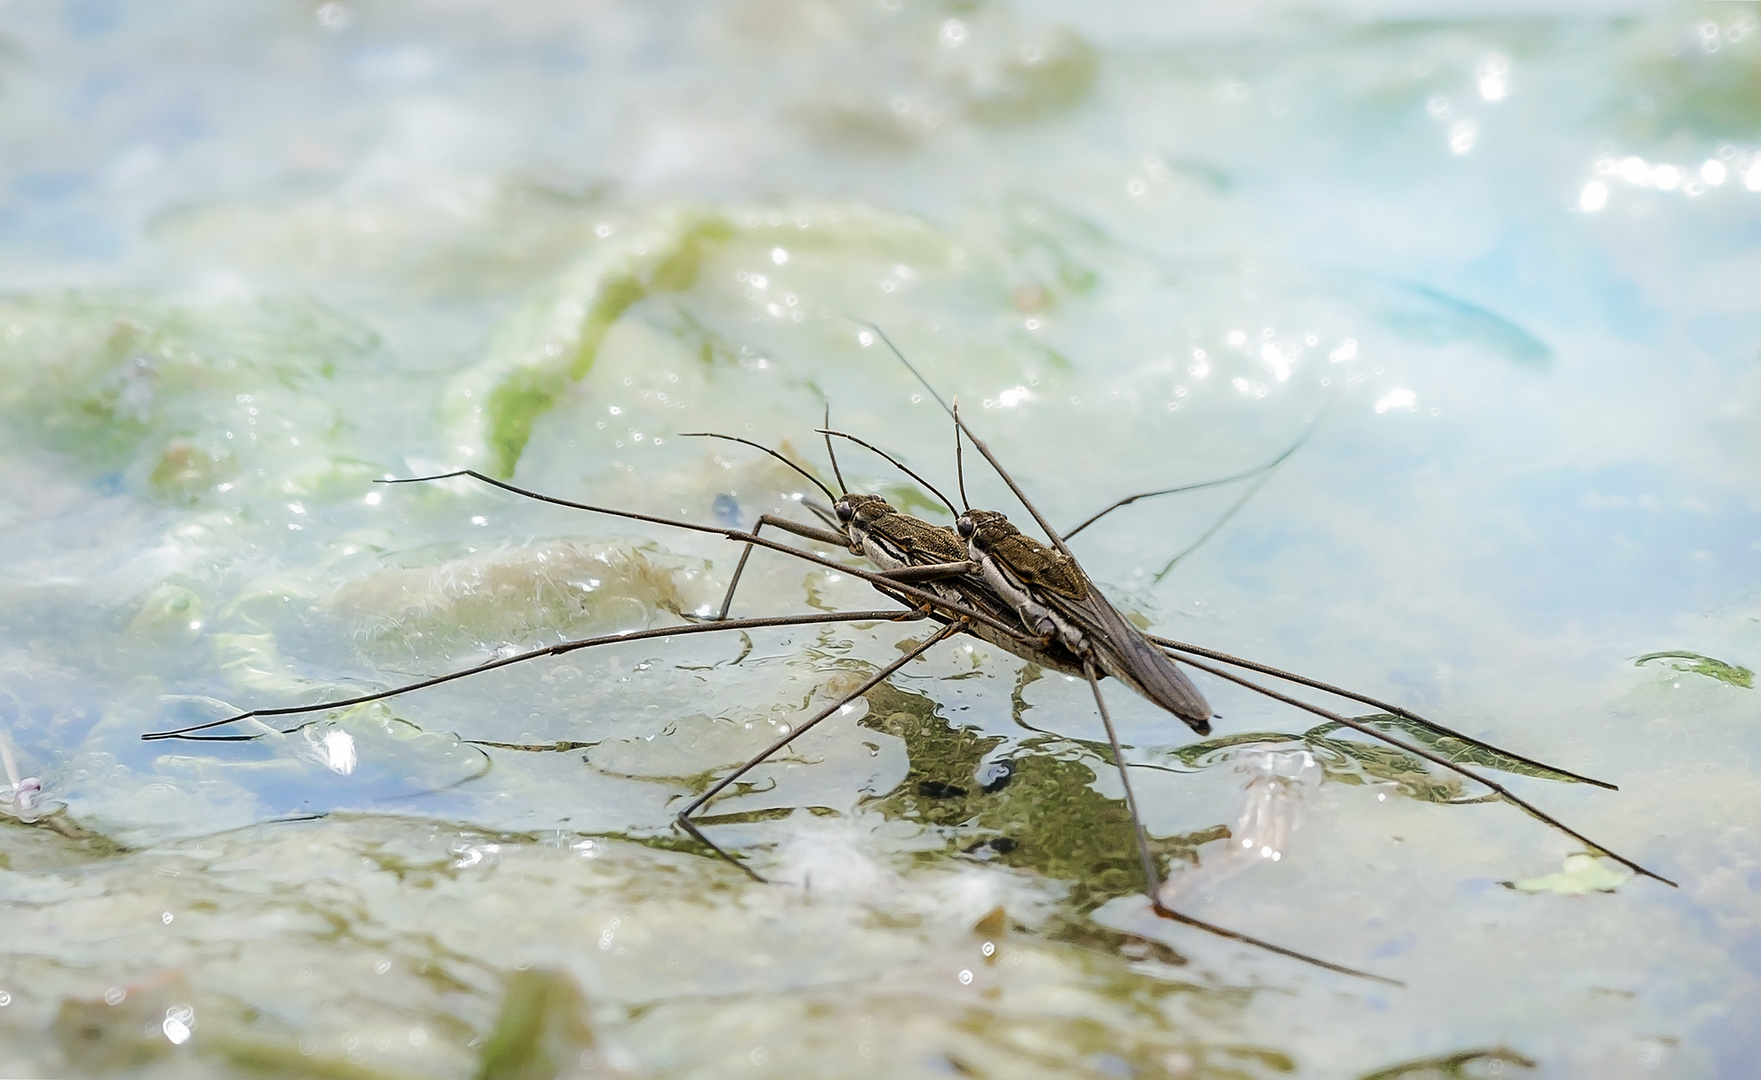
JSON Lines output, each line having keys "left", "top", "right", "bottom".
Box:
{"left": 960, "top": 509, "right": 1087, "bottom": 600}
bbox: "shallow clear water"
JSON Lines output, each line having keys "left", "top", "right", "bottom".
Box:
{"left": 1, "top": 2, "right": 1758, "bottom": 1077}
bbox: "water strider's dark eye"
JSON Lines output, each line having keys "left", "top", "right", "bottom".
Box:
{"left": 834, "top": 499, "right": 854, "bottom": 523}
{"left": 955, "top": 514, "right": 975, "bottom": 538}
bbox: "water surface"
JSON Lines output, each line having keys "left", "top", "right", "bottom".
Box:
{"left": 0, "top": 2, "right": 1758, "bottom": 1077}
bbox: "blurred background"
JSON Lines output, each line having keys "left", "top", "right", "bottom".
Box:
{"left": 0, "top": 2, "right": 1756, "bottom": 1077}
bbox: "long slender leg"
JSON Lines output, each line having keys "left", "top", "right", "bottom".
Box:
{"left": 858, "top": 319, "right": 1312, "bottom": 556}
{"left": 877, "top": 340, "right": 1612, "bottom": 794}
{"left": 1063, "top": 429, "right": 1314, "bottom": 540}
{"left": 1149, "top": 635, "right": 1616, "bottom": 790}
{"left": 1168, "top": 651, "right": 1676, "bottom": 887}
{"left": 705, "top": 519, "right": 970, "bottom": 619}
{"left": 383, "top": 469, "right": 1035, "bottom": 645}
{"left": 1147, "top": 905, "right": 1399, "bottom": 986}
{"left": 1083, "top": 660, "right": 1398, "bottom": 985}
{"left": 382, "top": 469, "right": 736, "bottom": 538}
{"left": 879, "top": 560, "right": 980, "bottom": 585}
{"left": 885, "top": 382, "right": 1651, "bottom": 875}
{"left": 676, "top": 621, "right": 963, "bottom": 879}
{"left": 706, "top": 514, "right": 852, "bottom": 622}
{"left": 955, "top": 416, "right": 1077, "bottom": 556}
{"left": 860, "top": 323, "right": 1075, "bottom": 555}
{"left": 875, "top": 329, "right": 1587, "bottom": 773}
{"left": 1082, "top": 659, "right": 1160, "bottom": 893}
{"left": 670, "top": 430, "right": 856, "bottom": 620}
{"left": 1149, "top": 468, "right": 1279, "bottom": 583}
{"left": 142, "top": 608, "right": 926, "bottom": 741}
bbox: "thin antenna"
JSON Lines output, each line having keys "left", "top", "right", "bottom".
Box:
{"left": 847, "top": 317, "right": 954, "bottom": 415}
{"left": 821, "top": 404, "right": 848, "bottom": 495}
{"left": 1149, "top": 467, "right": 1275, "bottom": 583}
{"left": 952, "top": 399, "right": 970, "bottom": 510}
{"left": 815, "top": 428, "right": 958, "bottom": 516}
{"left": 954, "top": 412, "right": 1076, "bottom": 556}
{"left": 677, "top": 432, "right": 838, "bottom": 503}
{"left": 849, "top": 315, "right": 1058, "bottom": 546}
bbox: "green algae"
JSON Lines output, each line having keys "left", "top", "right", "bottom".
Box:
{"left": 1162, "top": 713, "right": 1595, "bottom": 806}
{"left": 439, "top": 203, "right": 967, "bottom": 478}
{"left": 1634, "top": 651, "right": 1753, "bottom": 689}
{"left": 1358, "top": 1046, "right": 1537, "bottom": 1080}
{"left": 476, "top": 969, "right": 601, "bottom": 1080}
{"left": 859, "top": 679, "right": 1231, "bottom": 913}
{"left": 0, "top": 808, "right": 132, "bottom": 869}
{"left": 0, "top": 294, "right": 377, "bottom": 487}
{"left": 1621, "top": 7, "right": 1761, "bottom": 140}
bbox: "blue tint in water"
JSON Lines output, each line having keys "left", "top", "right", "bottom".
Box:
{"left": 62, "top": 0, "right": 121, "bottom": 37}
{"left": 11, "top": 173, "right": 88, "bottom": 202}
{"left": 712, "top": 491, "right": 744, "bottom": 528}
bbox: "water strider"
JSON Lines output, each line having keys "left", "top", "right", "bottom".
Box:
{"left": 679, "top": 423, "right": 1088, "bottom": 681}
{"left": 859, "top": 322, "right": 1675, "bottom": 912}
{"left": 137, "top": 426, "right": 1410, "bottom": 979}
{"left": 694, "top": 428, "right": 1423, "bottom": 978}
{"left": 139, "top": 352, "right": 1673, "bottom": 980}
{"left": 784, "top": 414, "right": 1671, "bottom": 977}
{"left": 959, "top": 505, "right": 1213, "bottom": 729}
{"left": 139, "top": 445, "right": 1069, "bottom": 864}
